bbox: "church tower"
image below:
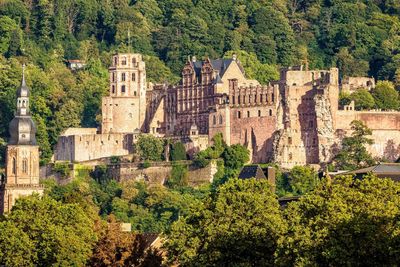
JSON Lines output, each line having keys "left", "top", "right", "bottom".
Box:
{"left": 101, "top": 53, "right": 147, "bottom": 133}
{"left": 0, "top": 65, "right": 44, "bottom": 214}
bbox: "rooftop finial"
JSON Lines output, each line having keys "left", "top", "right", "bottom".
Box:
{"left": 22, "top": 63, "right": 26, "bottom": 86}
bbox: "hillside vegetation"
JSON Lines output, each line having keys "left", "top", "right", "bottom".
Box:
{"left": 1, "top": 0, "right": 400, "bottom": 163}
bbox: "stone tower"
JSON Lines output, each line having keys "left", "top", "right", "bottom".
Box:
{"left": 0, "top": 65, "right": 44, "bottom": 214}
{"left": 102, "top": 53, "right": 147, "bottom": 133}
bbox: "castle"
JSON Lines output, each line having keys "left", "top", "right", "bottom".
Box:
{"left": 55, "top": 53, "right": 400, "bottom": 169}
{"left": 0, "top": 67, "right": 44, "bottom": 213}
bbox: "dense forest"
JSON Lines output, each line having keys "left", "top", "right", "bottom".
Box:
{"left": 1, "top": 0, "right": 400, "bottom": 163}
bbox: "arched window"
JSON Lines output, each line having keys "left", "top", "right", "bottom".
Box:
{"left": 121, "top": 85, "right": 126, "bottom": 93}
{"left": 22, "top": 158, "right": 28, "bottom": 174}
{"left": 12, "top": 157, "right": 16, "bottom": 175}
{"left": 219, "top": 115, "right": 223, "bottom": 124}
{"left": 213, "top": 115, "right": 216, "bottom": 125}
{"left": 122, "top": 57, "right": 127, "bottom": 65}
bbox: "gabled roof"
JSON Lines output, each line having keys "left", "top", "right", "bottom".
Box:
{"left": 347, "top": 163, "right": 400, "bottom": 175}
{"left": 238, "top": 165, "right": 267, "bottom": 180}
{"left": 340, "top": 163, "right": 400, "bottom": 182}
{"left": 192, "top": 58, "right": 243, "bottom": 79}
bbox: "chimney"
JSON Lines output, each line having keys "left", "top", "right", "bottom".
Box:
{"left": 232, "top": 53, "right": 237, "bottom": 61}
{"left": 267, "top": 167, "right": 276, "bottom": 192}
{"left": 192, "top": 56, "right": 197, "bottom": 62}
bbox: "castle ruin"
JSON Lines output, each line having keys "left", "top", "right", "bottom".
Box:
{"left": 54, "top": 53, "right": 400, "bottom": 168}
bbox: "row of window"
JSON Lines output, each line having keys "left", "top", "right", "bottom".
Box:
{"left": 11, "top": 158, "right": 28, "bottom": 174}
{"left": 114, "top": 57, "right": 137, "bottom": 66}
{"left": 237, "top": 109, "right": 273, "bottom": 119}
{"left": 111, "top": 72, "right": 136, "bottom": 82}
{"left": 111, "top": 85, "right": 137, "bottom": 96}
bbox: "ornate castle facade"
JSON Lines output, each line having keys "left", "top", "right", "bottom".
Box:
{"left": 55, "top": 53, "right": 400, "bottom": 168}
{"left": 0, "top": 67, "right": 44, "bottom": 214}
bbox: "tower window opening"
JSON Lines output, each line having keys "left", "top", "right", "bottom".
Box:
{"left": 22, "top": 158, "right": 28, "bottom": 174}
{"left": 12, "top": 157, "right": 16, "bottom": 174}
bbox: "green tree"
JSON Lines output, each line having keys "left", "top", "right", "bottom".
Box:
{"left": 167, "top": 162, "right": 188, "bottom": 189}
{"left": 278, "top": 175, "right": 400, "bottom": 266}
{"left": 0, "top": 221, "right": 34, "bottom": 267}
{"left": 333, "top": 120, "right": 375, "bottom": 170}
{"left": 0, "top": 16, "right": 20, "bottom": 55}
{"left": 170, "top": 141, "right": 187, "bottom": 161}
{"left": 372, "top": 81, "right": 400, "bottom": 110}
{"left": 2, "top": 195, "right": 97, "bottom": 266}
{"left": 136, "top": 134, "right": 164, "bottom": 161}
{"left": 350, "top": 89, "right": 375, "bottom": 110}
{"left": 222, "top": 144, "right": 249, "bottom": 170}
{"left": 339, "top": 91, "right": 351, "bottom": 107}
{"left": 165, "top": 178, "right": 285, "bottom": 266}
{"left": 286, "top": 165, "right": 319, "bottom": 196}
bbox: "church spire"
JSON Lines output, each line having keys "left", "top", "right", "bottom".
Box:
{"left": 8, "top": 64, "right": 36, "bottom": 145}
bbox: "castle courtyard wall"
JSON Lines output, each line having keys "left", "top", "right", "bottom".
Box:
{"left": 336, "top": 110, "right": 400, "bottom": 160}
{"left": 55, "top": 133, "right": 134, "bottom": 162}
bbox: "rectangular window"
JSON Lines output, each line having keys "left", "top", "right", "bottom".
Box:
{"left": 22, "top": 159, "right": 27, "bottom": 173}
{"left": 122, "top": 57, "right": 127, "bottom": 65}
{"left": 121, "top": 85, "right": 126, "bottom": 93}
{"left": 112, "top": 85, "right": 115, "bottom": 94}
{"left": 112, "top": 72, "right": 115, "bottom": 82}
{"left": 122, "top": 73, "right": 126, "bottom": 81}
{"left": 132, "top": 73, "right": 136, "bottom": 81}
